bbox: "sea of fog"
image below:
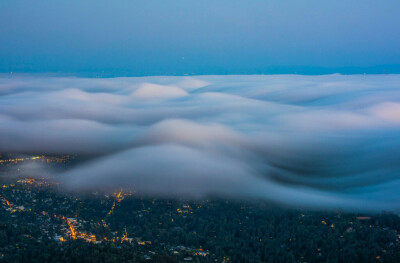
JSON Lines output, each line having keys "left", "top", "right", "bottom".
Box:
{"left": 1, "top": 74, "right": 400, "bottom": 212}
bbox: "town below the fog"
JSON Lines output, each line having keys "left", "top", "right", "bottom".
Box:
{"left": 1, "top": 154, "right": 400, "bottom": 263}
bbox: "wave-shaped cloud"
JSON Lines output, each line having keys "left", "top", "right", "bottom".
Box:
{"left": 1, "top": 74, "right": 400, "bottom": 211}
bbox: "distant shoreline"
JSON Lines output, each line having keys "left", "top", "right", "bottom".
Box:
{"left": 1, "top": 64, "right": 400, "bottom": 78}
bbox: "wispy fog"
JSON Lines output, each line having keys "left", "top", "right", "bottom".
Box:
{"left": 1, "top": 74, "right": 400, "bottom": 211}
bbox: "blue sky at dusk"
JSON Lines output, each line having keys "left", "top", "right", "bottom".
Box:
{"left": 1, "top": 0, "right": 400, "bottom": 75}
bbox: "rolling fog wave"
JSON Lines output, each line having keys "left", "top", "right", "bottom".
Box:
{"left": 1, "top": 74, "right": 400, "bottom": 211}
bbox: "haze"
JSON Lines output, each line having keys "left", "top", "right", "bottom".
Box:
{"left": 1, "top": 0, "right": 400, "bottom": 75}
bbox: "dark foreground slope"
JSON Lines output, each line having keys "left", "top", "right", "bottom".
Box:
{"left": 1, "top": 176, "right": 400, "bottom": 263}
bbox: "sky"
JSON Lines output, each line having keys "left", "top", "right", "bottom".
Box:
{"left": 1, "top": 74, "right": 400, "bottom": 211}
{"left": 1, "top": 0, "right": 400, "bottom": 75}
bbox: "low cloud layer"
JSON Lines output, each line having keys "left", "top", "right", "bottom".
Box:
{"left": 1, "top": 74, "right": 400, "bottom": 211}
